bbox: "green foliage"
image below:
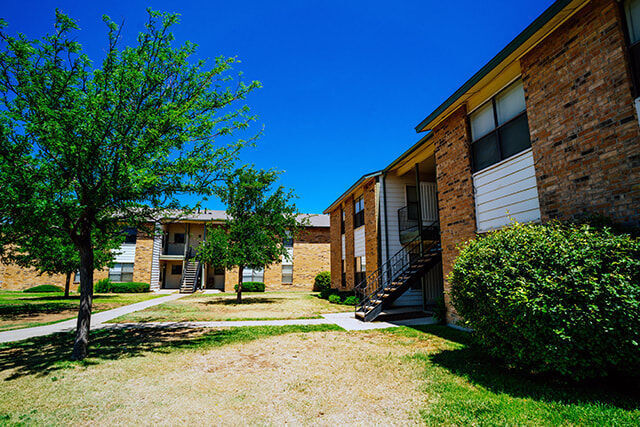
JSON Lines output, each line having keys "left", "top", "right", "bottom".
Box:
{"left": 95, "top": 279, "right": 149, "bottom": 293}
{"left": 328, "top": 294, "right": 341, "bottom": 304}
{"left": 342, "top": 296, "right": 358, "bottom": 306}
{"left": 0, "top": 9, "right": 260, "bottom": 357}
{"left": 94, "top": 278, "right": 112, "bottom": 293}
{"left": 313, "top": 271, "right": 331, "bottom": 292}
{"left": 233, "top": 282, "right": 265, "bottom": 292}
{"left": 450, "top": 221, "right": 640, "bottom": 380}
{"left": 197, "top": 167, "right": 304, "bottom": 300}
{"left": 23, "top": 285, "right": 64, "bottom": 293}
{"left": 433, "top": 297, "right": 447, "bottom": 325}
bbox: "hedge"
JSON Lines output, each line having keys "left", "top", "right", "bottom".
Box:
{"left": 313, "top": 271, "right": 331, "bottom": 292}
{"left": 234, "top": 282, "right": 266, "bottom": 292}
{"left": 95, "top": 279, "right": 150, "bottom": 293}
{"left": 23, "top": 284, "right": 64, "bottom": 293}
{"left": 450, "top": 221, "right": 640, "bottom": 380}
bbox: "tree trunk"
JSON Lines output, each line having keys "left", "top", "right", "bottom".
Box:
{"left": 72, "top": 234, "right": 94, "bottom": 360}
{"left": 237, "top": 266, "right": 243, "bottom": 303}
{"left": 64, "top": 271, "right": 71, "bottom": 298}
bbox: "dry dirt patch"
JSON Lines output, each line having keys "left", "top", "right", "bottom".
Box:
{"left": 0, "top": 330, "right": 432, "bottom": 425}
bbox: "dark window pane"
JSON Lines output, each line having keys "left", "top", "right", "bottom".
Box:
{"left": 630, "top": 42, "right": 640, "bottom": 93}
{"left": 406, "top": 186, "right": 418, "bottom": 204}
{"left": 472, "top": 132, "right": 500, "bottom": 172}
{"left": 499, "top": 114, "right": 531, "bottom": 159}
{"left": 174, "top": 233, "right": 185, "bottom": 244}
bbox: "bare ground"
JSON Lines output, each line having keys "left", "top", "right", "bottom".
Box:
{"left": 0, "top": 330, "right": 437, "bottom": 425}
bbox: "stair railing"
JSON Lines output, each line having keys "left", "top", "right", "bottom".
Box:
{"left": 354, "top": 229, "right": 440, "bottom": 319}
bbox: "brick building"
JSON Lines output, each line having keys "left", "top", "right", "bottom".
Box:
{"left": 325, "top": 0, "right": 640, "bottom": 322}
{"left": 0, "top": 211, "right": 330, "bottom": 292}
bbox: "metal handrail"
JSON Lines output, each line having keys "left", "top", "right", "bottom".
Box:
{"left": 354, "top": 234, "right": 440, "bottom": 318}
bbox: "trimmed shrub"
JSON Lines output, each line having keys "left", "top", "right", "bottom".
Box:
{"left": 94, "top": 278, "right": 112, "bottom": 293}
{"left": 95, "top": 279, "right": 149, "bottom": 293}
{"left": 328, "top": 294, "right": 341, "bottom": 304}
{"left": 234, "top": 282, "right": 266, "bottom": 292}
{"left": 23, "top": 284, "right": 64, "bottom": 293}
{"left": 450, "top": 221, "right": 640, "bottom": 380}
{"left": 313, "top": 271, "right": 331, "bottom": 292}
{"left": 342, "top": 295, "right": 358, "bottom": 306}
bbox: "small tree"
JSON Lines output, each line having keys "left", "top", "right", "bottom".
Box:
{"left": 198, "top": 167, "right": 304, "bottom": 303}
{"left": 0, "top": 10, "right": 260, "bottom": 359}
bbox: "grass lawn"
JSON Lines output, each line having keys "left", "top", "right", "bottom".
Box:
{"left": 0, "top": 325, "right": 638, "bottom": 425}
{"left": 0, "top": 291, "right": 162, "bottom": 332}
{"left": 108, "top": 291, "right": 350, "bottom": 323}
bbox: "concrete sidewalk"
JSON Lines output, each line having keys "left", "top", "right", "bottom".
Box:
{"left": 104, "top": 312, "right": 436, "bottom": 332}
{"left": 0, "top": 292, "right": 185, "bottom": 343}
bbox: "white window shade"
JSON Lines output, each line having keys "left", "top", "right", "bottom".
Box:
{"left": 470, "top": 102, "right": 495, "bottom": 140}
{"left": 496, "top": 80, "right": 526, "bottom": 125}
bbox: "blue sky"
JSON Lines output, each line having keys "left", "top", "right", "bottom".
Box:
{"left": 2, "top": 0, "right": 554, "bottom": 214}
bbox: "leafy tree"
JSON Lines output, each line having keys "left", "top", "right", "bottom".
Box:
{"left": 0, "top": 10, "right": 260, "bottom": 359}
{"left": 5, "top": 227, "right": 119, "bottom": 298}
{"left": 198, "top": 167, "right": 304, "bottom": 303}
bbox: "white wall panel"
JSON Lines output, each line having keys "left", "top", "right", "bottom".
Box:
{"left": 353, "top": 226, "right": 366, "bottom": 258}
{"left": 474, "top": 149, "right": 541, "bottom": 233}
{"left": 113, "top": 243, "right": 136, "bottom": 263}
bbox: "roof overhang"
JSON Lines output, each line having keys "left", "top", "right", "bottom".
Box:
{"left": 384, "top": 132, "right": 435, "bottom": 176}
{"left": 415, "top": 0, "right": 589, "bottom": 133}
{"left": 323, "top": 170, "right": 383, "bottom": 214}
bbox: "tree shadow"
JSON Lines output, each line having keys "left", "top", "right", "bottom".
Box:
{"left": 407, "top": 325, "right": 640, "bottom": 411}
{"left": 202, "top": 297, "right": 280, "bottom": 306}
{"left": 0, "top": 327, "right": 252, "bottom": 381}
{"left": 17, "top": 295, "right": 119, "bottom": 302}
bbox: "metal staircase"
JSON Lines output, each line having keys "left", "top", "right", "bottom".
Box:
{"left": 355, "top": 235, "right": 441, "bottom": 322}
{"left": 179, "top": 248, "right": 201, "bottom": 294}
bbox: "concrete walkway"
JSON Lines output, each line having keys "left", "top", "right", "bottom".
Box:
{"left": 0, "top": 295, "right": 436, "bottom": 344}
{"left": 0, "top": 292, "right": 186, "bottom": 343}
{"left": 103, "top": 312, "right": 436, "bottom": 332}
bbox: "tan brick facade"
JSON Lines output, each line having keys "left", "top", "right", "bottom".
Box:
{"left": 329, "top": 209, "right": 342, "bottom": 288}
{"left": 363, "top": 179, "right": 379, "bottom": 275}
{"left": 132, "top": 234, "right": 154, "bottom": 284}
{"left": 0, "top": 260, "right": 108, "bottom": 291}
{"left": 521, "top": 0, "right": 640, "bottom": 227}
{"left": 343, "top": 195, "right": 356, "bottom": 290}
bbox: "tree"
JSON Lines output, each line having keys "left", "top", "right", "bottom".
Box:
{"left": 0, "top": 10, "right": 260, "bottom": 359}
{"left": 5, "top": 227, "right": 119, "bottom": 298}
{"left": 197, "top": 167, "right": 304, "bottom": 303}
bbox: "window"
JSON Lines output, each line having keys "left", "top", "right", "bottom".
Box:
{"left": 109, "top": 263, "right": 134, "bottom": 282}
{"left": 340, "top": 209, "right": 345, "bottom": 235}
{"left": 281, "top": 265, "right": 293, "bottom": 284}
{"left": 171, "top": 264, "right": 182, "bottom": 275}
{"left": 242, "top": 268, "right": 264, "bottom": 283}
{"left": 405, "top": 186, "right": 419, "bottom": 221}
{"left": 123, "top": 227, "right": 137, "bottom": 244}
{"left": 354, "top": 256, "right": 366, "bottom": 286}
{"left": 341, "top": 259, "right": 346, "bottom": 288}
{"left": 470, "top": 80, "right": 531, "bottom": 172}
{"left": 173, "top": 233, "right": 185, "bottom": 244}
{"left": 624, "top": 0, "right": 640, "bottom": 93}
{"left": 283, "top": 232, "right": 293, "bottom": 248}
{"left": 354, "top": 196, "right": 365, "bottom": 228}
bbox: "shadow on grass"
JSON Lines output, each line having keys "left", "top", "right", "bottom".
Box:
{"left": 406, "top": 325, "right": 640, "bottom": 411}
{"left": 202, "top": 297, "right": 280, "bottom": 306}
{"left": 0, "top": 324, "right": 341, "bottom": 381}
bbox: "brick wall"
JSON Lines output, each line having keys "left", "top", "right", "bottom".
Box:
{"left": 132, "top": 235, "right": 154, "bottom": 284}
{"left": 432, "top": 105, "right": 476, "bottom": 324}
{"left": 343, "top": 195, "right": 356, "bottom": 290}
{"left": 363, "top": 179, "right": 379, "bottom": 275}
{"left": 522, "top": 0, "right": 640, "bottom": 227}
{"left": 0, "top": 258, "right": 109, "bottom": 291}
{"left": 329, "top": 209, "right": 342, "bottom": 289}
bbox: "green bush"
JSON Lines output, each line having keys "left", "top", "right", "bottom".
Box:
{"left": 450, "top": 221, "right": 640, "bottom": 380}
{"left": 23, "top": 284, "right": 64, "bottom": 293}
{"left": 328, "top": 294, "right": 341, "bottom": 304}
{"left": 95, "top": 279, "right": 149, "bottom": 293}
{"left": 313, "top": 271, "right": 331, "bottom": 292}
{"left": 433, "top": 296, "right": 447, "bottom": 325}
{"left": 234, "top": 282, "right": 266, "bottom": 292}
{"left": 94, "top": 278, "right": 112, "bottom": 293}
{"left": 342, "top": 295, "right": 358, "bottom": 306}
